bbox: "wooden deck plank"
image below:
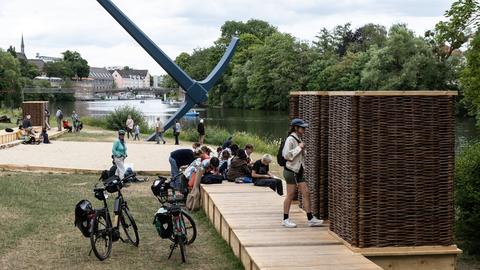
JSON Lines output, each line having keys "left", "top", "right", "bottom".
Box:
{"left": 200, "top": 183, "right": 383, "bottom": 270}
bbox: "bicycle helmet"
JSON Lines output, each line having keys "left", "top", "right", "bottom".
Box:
{"left": 74, "top": 200, "right": 95, "bottom": 237}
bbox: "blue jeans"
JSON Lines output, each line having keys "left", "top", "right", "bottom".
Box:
{"left": 169, "top": 156, "right": 179, "bottom": 179}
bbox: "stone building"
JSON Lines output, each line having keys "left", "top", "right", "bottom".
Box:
{"left": 111, "top": 69, "right": 150, "bottom": 89}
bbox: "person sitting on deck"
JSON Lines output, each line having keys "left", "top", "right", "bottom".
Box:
{"left": 218, "top": 149, "right": 231, "bottom": 176}
{"left": 23, "top": 127, "right": 38, "bottom": 145}
{"left": 222, "top": 136, "right": 233, "bottom": 150}
{"left": 200, "top": 157, "right": 222, "bottom": 184}
{"left": 16, "top": 125, "right": 26, "bottom": 141}
{"left": 22, "top": 114, "right": 32, "bottom": 129}
{"left": 226, "top": 149, "right": 252, "bottom": 183}
{"left": 252, "top": 154, "right": 283, "bottom": 196}
{"left": 62, "top": 120, "right": 73, "bottom": 132}
{"left": 226, "top": 143, "right": 239, "bottom": 167}
{"left": 39, "top": 128, "right": 51, "bottom": 144}
{"left": 244, "top": 143, "right": 254, "bottom": 164}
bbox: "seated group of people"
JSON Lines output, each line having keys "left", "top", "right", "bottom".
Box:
{"left": 169, "top": 140, "right": 283, "bottom": 196}
{"left": 62, "top": 119, "right": 83, "bottom": 133}
{"left": 16, "top": 125, "right": 50, "bottom": 145}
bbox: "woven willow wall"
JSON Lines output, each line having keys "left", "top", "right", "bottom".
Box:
{"left": 289, "top": 93, "right": 329, "bottom": 220}
{"left": 22, "top": 101, "right": 48, "bottom": 127}
{"left": 290, "top": 91, "right": 455, "bottom": 248}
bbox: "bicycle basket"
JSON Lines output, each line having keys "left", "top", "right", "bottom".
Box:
{"left": 74, "top": 200, "right": 95, "bottom": 237}
{"left": 153, "top": 207, "right": 172, "bottom": 239}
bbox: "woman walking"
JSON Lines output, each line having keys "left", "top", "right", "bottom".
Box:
{"left": 112, "top": 129, "right": 127, "bottom": 179}
{"left": 125, "top": 115, "right": 134, "bottom": 139}
{"left": 282, "top": 119, "right": 323, "bottom": 228}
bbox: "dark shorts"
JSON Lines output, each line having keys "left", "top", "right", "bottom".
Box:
{"left": 283, "top": 168, "right": 305, "bottom": 185}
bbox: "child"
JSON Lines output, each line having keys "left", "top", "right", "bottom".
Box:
{"left": 134, "top": 124, "right": 140, "bottom": 141}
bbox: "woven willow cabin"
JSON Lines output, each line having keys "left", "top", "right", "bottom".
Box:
{"left": 290, "top": 91, "right": 460, "bottom": 270}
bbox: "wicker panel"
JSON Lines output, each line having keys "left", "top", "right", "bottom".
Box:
{"left": 22, "top": 101, "right": 47, "bottom": 127}
{"left": 328, "top": 96, "right": 359, "bottom": 246}
{"left": 289, "top": 95, "right": 300, "bottom": 120}
{"left": 328, "top": 94, "right": 455, "bottom": 248}
{"left": 298, "top": 95, "right": 320, "bottom": 217}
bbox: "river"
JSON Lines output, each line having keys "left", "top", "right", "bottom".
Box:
{"left": 51, "top": 99, "right": 480, "bottom": 151}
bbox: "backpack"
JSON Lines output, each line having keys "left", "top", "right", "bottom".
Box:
{"left": 277, "top": 135, "right": 301, "bottom": 167}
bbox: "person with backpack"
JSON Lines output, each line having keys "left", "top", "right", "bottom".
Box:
{"left": 279, "top": 118, "right": 323, "bottom": 228}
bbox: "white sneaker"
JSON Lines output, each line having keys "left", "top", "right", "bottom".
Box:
{"left": 308, "top": 217, "right": 324, "bottom": 227}
{"left": 282, "top": 218, "right": 297, "bottom": 228}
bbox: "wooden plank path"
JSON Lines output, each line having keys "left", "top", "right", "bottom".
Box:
{"left": 200, "top": 182, "right": 383, "bottom": 270}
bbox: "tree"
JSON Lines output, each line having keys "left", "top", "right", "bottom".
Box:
{"left": 62, "top": 50, "right": 90, "bottom": 78}
{"left": 217, "top": 19, "right": 277, "bottom": 46}
{"left": 0, "top": 49, "right": 22, "bottom": 107}
{"left": 461, "top": 31, "right": 480, "bottom": 123}
{"left": 426, "top": 0, "right": 480, "bottom": 61}
{"left": 360, "top": 24, "right": 453, "bottom": 90}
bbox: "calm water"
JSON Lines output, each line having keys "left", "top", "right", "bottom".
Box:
{"left": 51, "top": 100, "right": 480, "bottom": 149}
{"left": 50, "top": 100, "right": 289, "bottom": 140}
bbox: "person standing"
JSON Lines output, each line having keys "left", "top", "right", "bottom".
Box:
{"left": 173, "top": 120, "right": 181, "bottom": 145}
{"left": 112, "top": 130, "right": 127, "bottom": 179}
{"left": 282, "top": 118, "right": 323, "bottom": 228}
{"left": 155, "top": 117, "right": 166, "bottom": 144}
{"left": 197, "top": 119, "right": 205, "bottom": 144}
{"left": 44, "top": 108, "right": 51, "bottom": 130}
{"left": 125, "top": 115, "right": 134, "bottom": 139}
{"left": 56, "top": 107, "right": 63, "bottom": 131}
{"left": 133, "top": 124, "right": 140, "bottom": 141}
{"left": 71, "top": 111, "right": 79, "bottom": 132}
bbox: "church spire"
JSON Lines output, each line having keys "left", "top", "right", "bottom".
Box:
{"left": 21, "top": 34, "right": 25, "bottom": 54}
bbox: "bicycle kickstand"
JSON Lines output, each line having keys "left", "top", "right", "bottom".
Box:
{"left": 168, "top": 243, "right": 177, "bottom": 260}
{"left": 88, "top": 248, "right": 93, "bottom": 256}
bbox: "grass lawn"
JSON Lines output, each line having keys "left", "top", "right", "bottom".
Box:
{"left": 0, "top": 172, "right": 243, "bottom": 270}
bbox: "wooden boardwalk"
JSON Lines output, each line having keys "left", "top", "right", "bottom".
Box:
{"left": 201, "top": 183, "right": 382, "bottom": 270}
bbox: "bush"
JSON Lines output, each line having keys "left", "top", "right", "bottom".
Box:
{"left": 455, "top": 141, "right": 480, "bottom": 255}
{"left": 163, "top": 125, "right": 279, "bottom": 155}
{"left": 104, "top": 105, "right": 149, "bottom": 132}
{"left": 81, "top": 116, "right": 109, "bottom": 129}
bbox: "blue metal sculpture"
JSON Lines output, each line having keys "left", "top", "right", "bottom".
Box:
{"left": 96, "top": 0, "right": 239, "bottom": 140}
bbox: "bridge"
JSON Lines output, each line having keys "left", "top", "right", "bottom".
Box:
{"left": 21, "top": 87, "right": 177, "bottom": 96}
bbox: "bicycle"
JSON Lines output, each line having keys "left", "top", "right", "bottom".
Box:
{"left": 90, "top": 174, "right": 139, "bottom": 261}
{"left": 151, "top": 175, "right": 197, "bottom": 263}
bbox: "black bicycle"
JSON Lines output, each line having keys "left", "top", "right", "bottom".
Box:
{"left": 151, "top": 175, "right": 197, "bottom": 263}
{"left": 90, "top": 174, "right": 139, "bottom": 261}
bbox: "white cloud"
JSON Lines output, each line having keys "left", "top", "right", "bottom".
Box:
{"left": 0, "top": 0, "right": 454, "bottom": 75}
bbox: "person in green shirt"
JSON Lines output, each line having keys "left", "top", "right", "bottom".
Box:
{"left": 112, "top": 130, "right": 127, "bottom": 179}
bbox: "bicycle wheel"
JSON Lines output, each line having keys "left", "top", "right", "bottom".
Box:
{"left": 178, "top": 235, "right": 187, "bottom": 263}
{"left": 120, "top": 206, "right": 139, "bottom": 247}
{"left": 181, "top": 210, "right": 197, "bottom": 245}
{"left": 90, "top": 209, "right": 112, "bottom": 261}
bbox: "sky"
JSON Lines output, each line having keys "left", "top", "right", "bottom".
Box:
{"left": 0, "top": 0, "right": 454, "bottom": 75}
